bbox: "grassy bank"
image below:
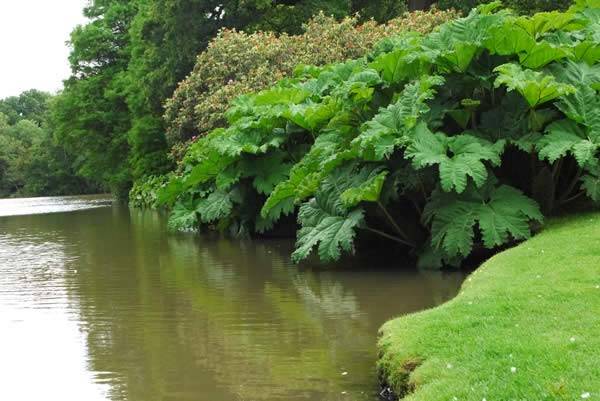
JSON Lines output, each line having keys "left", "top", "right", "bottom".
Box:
{"left": 378, "top": 212, "right": 600, "bottom": 400}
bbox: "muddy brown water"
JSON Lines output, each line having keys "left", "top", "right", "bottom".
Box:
{"left": 0, "top": 195, "right": 465, "bottom": 401}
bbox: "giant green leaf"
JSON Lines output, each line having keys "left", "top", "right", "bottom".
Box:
{"left": 260, "top": 169, "right": 312, "bottom": 221}
{"left": 438, "top": 42, "right": 480, "bottom": 73}
{"left": 485, "top": 22, "right": 535, "bottom": 56}
{"left": 157, "top": 176, "right": 185, "bottom": 206}
{"left": 369, "top": 34, "right": 431, "bottom": 84}
{"left": 485, "top": 15, "right": 572, "bottom": 67}
{"left": 543, "top": 81, "right": 600, "bottom": 167}
{"left": 550, "top": 60, "right": 600, "bottom": 88}
{"left": 212, "top": 127, "right": 286, "bottom": 157}
{"left": 167, "top": 198, "right": 199, "bottom": 231}
{"left": 260, "top": 129, "right": 351, "bottom": 220}
{"left": 196, "top": 190, "right": 234, "bottom": 223}
{"left": 253, "top": 86, "right": 311, "bottom": 106}
{"left": 351, "top": 76, "right": 444, "bottom": 160}
{"left": 292, "top": 206, "right": 364, "bottom": 263}
{"left": 291, "top": 162, "right": 396, "bottom": 262}
{"left": 582, "top": 167, "right": 600, "bottom": 201}
{"left": 422, "top": 6, "right": 506, "bottom": 72}
{"left": 283, "top": 100, "right": 338, "bottom": 132}
{"left": 494, "top": 63, "right": 576, "bottom": 108}
{"left": 518, "top": 41, "right": 572, "bottom": 69}
{"left": 423, "top": 182, "right": 543, "bottom": 258}
{"left": 538, "top": 119, "right": 599, "bottom": 167}
{"left": 240, "top": 152, "right": 293, "bottom": 195}
{"left": 339, "top": 168, "right": 388, "bottom": 208}
{"left": 573, "top": 41, "right": 600, "bottom": 64}
{"left": 556, "top": 86, "right": 600, "bottom": 133}
{"left": 407, "top": 128, "right": 504, "bottom": 193}
{"left": 515, "top": 11, "right": 575, "bottom": 38}
{"left": 184, "top": 151, "right": 236, "bottom": 188}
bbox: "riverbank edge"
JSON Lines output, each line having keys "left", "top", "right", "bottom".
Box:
{"left": 376, "top": 211, "right": 600, "bottom": 400}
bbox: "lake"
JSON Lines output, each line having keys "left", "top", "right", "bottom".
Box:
{"left": 0, "top": 195, "right": 464, "bottom": 401}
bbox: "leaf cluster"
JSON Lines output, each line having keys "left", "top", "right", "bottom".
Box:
{"left": 163, "top": 9, "right": 459, "bottom": 148}
{"left": 0, "top": 93, "right": 97, "bottom": 198}
{"left": 160, "top": 1, "right": 600, "bottom": 267}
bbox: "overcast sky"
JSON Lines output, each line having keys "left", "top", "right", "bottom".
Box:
{"left": 0, "top": 0, "right": 88, "bottom": 99}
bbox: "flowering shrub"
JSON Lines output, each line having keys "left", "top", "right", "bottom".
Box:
{"left": 163, "top": 8, "right": 459, "bottom": 146}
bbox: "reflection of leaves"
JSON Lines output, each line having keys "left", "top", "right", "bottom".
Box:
{"left": 292, "top": 276, "right": 360, "bottom": 319}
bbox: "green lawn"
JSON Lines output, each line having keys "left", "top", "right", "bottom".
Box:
{"left": 378, "top": 212, "right": 600, "bottom": 401}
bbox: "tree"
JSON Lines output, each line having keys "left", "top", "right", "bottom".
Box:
{"left": 0, "top": 91, "right": 97, "bottom": 198}
{"left": 20, "top": 132, "right": 97, "bottom": 196}
{"left": 0, "top": 89, "right": 52, "bottom": 125}
{"left": 0, "top": 127, "right": 28, "bottom": 196}
{"left": 51, "top": 0, "right": 137, "bottom": 198}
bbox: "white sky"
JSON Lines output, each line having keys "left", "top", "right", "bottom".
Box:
{"left": 0, "top": 0, "right": 88, "bottom": 99}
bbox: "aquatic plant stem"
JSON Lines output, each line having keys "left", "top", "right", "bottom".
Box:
{"left": 377, "top": 201, "right": 413, "bottom": 245}
{"left": 364, "top": 226, "right": 414, "bottom": 247}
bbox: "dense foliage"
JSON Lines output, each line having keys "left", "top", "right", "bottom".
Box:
{"left": 50, "top": 0, "right": 420, "bottom": 199}
{"left": 50, "top": 0, "right": 137, "bottom": 198}
{"left": 436, "top": 0, "right": 572, "bottom": 14}
{"left": 164, "top": 9, "right": 458, "bottom": 146}
{"left": 0, "top": 90, "right": 52, "bottom": 126}
{"left": 158, "top": 0, "right": 600, "bottom": 267}
{"left": 0, "top": 92, "right": 96, "bottom": 197}
{"left": 129, "top": 174, "right": 171, "bottom": 208}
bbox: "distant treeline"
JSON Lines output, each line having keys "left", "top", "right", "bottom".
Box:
{"left": 0, "top": 90, "right": 98, "bottom": 197}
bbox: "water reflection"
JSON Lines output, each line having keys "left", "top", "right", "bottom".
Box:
{"left": 0, "top": 199, "right": 465, "bottom": 401}
{"left": 0, "top": 216, "right": 111, "bottom": 401}
{"left": 0, "top": 194, "right": 112, "bottom": 217}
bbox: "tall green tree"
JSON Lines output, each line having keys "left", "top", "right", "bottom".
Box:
{"left": 0, "top": 113, "right": 28, "bottom": 196}
{"left": 51, "top": 0, "right": 137, "bottom": 198}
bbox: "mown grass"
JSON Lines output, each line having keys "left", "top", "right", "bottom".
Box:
{"left": 378, "top": 212, "right": 600, "bottom": 400}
